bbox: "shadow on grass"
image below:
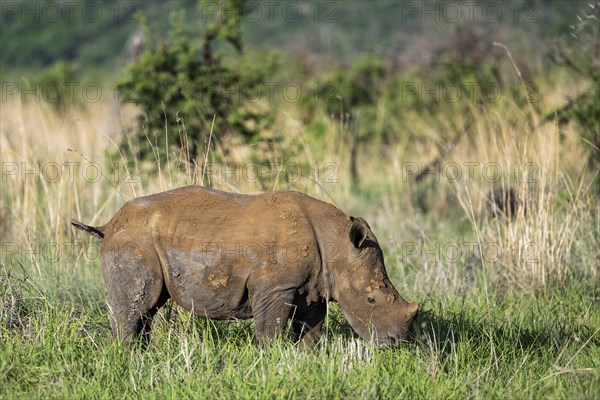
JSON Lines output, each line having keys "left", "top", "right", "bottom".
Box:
{"left": 411, "top": 297, "right": 599, "bottom": 359}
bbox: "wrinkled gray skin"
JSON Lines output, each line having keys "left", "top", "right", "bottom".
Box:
{"left": 72, "top": 186, "right": 418, "bottom": 347}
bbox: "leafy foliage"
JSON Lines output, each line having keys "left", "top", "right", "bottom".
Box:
{"left": 28, "top": 61, "right": 79, "bottom": 110}
{"left": 547, "top": 3, "right": 600, "bottom": 191}
{"left": 115, "top": 1, "right": 274, "bottom": 162}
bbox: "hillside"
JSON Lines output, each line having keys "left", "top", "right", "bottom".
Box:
{"left": 0, "top": 0, "right": 583, "bottom": 79}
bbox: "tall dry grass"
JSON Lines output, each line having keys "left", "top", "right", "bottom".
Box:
{"left": 0, "top": 71, "right": 597, "bottom": 293}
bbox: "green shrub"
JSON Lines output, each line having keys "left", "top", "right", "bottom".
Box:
{"left": 547, "top": 3, "right": 600, "bottom": 191}
{"left": 115, "top": 1, "right": 274, "bottom": 163}
{"left": 28, "top": 61, "right": 79, "bottom": 110}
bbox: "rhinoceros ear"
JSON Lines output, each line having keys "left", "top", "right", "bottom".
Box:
{"left": 349, "top": 216, "right": 370, "bottom": 248}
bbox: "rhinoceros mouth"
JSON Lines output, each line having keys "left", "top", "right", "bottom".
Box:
{"left": 370, "top": 310, "right": 420, "bottom": 347}
{"left": 370, "top": 329, "right": 414, "bottom": 347}
{"left": 382, "top": 332, "right": 415, "bottom": 346}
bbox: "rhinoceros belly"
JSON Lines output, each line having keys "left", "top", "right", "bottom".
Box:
{"left": 162, "top": 248, "right": 253, "bottom": 319}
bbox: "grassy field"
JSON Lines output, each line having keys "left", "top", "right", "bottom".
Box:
{"left": 1, "top": 69, "right": 599, "bottom": 399}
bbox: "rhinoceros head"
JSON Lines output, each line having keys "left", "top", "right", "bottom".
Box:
{"left": 330, "top": 217, "right": 418, "bottom": 346}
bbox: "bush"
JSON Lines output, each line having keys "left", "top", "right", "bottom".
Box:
{"left": 547, "top": 3, "right": 600, "bottom": 191}
{"left": 115, "top": 1, "right": 274, "bottom": 163}
{"left": 28, "top": 61, "right": 79, "bottom": 110}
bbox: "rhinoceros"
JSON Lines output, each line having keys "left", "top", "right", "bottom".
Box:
{"left": 72, "top": 186, "right": 418, "bottom": 347}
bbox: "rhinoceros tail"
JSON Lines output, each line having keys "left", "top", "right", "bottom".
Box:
{"left": 71, "top": 219, "right": 104, "bottom": 239}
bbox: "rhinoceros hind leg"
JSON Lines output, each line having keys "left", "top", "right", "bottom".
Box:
{"left": 292, "top": 302, "right": 326, "bottom": 349}
{"left": 102, "top": 244, "right": 168, "bottom": 345}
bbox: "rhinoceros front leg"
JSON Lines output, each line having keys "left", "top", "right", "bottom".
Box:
{"left": 292, "top": 302, "right": 326, "bottom": 348}
{"left": 251, "top": 288, "right": 296, "bottom": 344}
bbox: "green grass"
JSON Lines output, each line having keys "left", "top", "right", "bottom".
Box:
{"left": 1, "top": 260, "right": 598, "bottom": 399}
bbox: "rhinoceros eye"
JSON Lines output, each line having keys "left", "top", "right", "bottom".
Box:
{"left": 367, "top": 297, "right": 376, "bottom": 304}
